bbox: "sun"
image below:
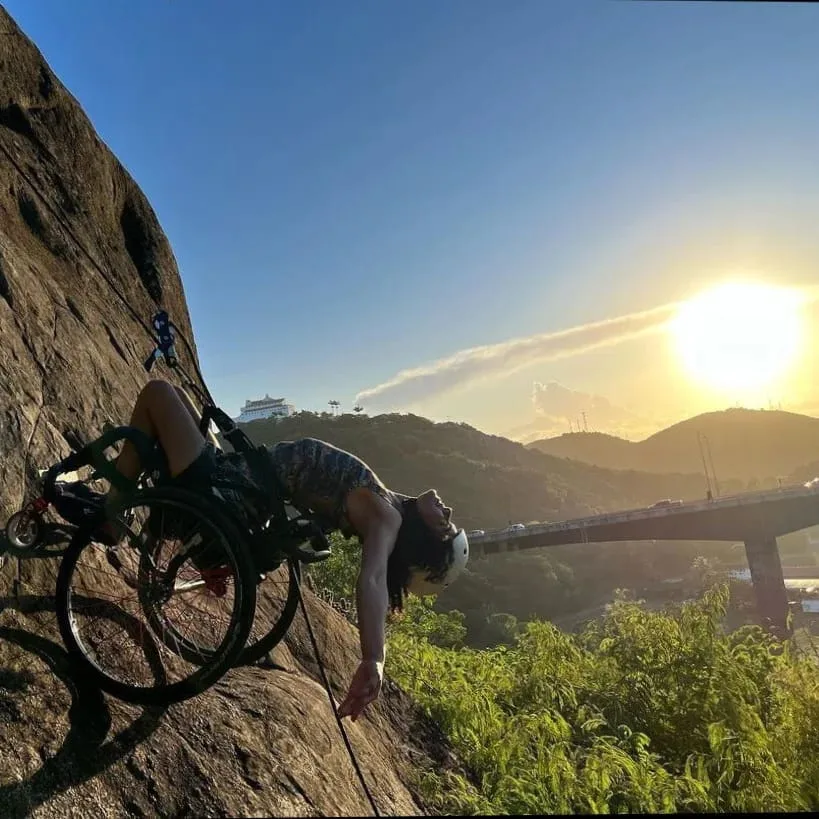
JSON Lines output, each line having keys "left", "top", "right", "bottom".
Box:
{"left": 669, "top": 280, "right": 805, "bottom": 401}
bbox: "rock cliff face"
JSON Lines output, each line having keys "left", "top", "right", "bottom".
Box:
{"left": 0, "top": 5, "right": 196, "bottom": 525}
{"left": 0, "top": 6, "right": 455, "bottom": 816}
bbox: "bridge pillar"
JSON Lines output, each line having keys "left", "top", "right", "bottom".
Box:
{"left": 744, "top": 535, "right": 790, "bottom": 636}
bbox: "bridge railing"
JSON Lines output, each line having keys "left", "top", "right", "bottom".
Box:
{"left": 470, "top": 481, "right": 819, "bottom": 544}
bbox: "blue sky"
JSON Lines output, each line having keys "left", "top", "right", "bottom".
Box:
{"left": 7, "top": 0, "right": 819, "bottom": 439}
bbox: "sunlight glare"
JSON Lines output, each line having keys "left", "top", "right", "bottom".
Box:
{"left": 669, "top": 280, "right": 805, "bottom": 399}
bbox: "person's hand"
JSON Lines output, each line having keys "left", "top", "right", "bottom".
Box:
{"left": 338, "top": 659, "right": 384, "bottom": 721}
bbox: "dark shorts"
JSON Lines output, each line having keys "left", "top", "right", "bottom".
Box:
{"left": 161, "top": 444, "right": 271, "bottom": 529}
{"left": 171, "top": 443, "right": 220, "bottom": 491}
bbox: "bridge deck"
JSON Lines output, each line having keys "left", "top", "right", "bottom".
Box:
{"left": 470, "top": 482, "right": 819, "bottom": 557}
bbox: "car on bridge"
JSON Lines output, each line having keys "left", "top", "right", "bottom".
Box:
{"left": 505, "top": 523, "right": 526, "bottom": 532}
{"left": 650, "top": 498, "right": 683, "bottom": 508}
{"left": 468, "top": 529, "right": 485, "bottom": 536}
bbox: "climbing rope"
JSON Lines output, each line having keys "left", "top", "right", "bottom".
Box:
{"left": 1, "top": 132, "right": 383, "bottom": 817}
{"left": 292, "top": 568, "right": 381, "bottom": 817}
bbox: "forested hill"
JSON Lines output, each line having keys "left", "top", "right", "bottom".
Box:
{"left": 235, "top": 412, "right": 732, "bottom": 531}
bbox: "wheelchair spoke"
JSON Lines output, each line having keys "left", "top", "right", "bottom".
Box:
{"left": 60, "top": 490, "right": 253, "bottom": 698}
{"left": 170, "top": 578, "right": 208, "bottom": 594}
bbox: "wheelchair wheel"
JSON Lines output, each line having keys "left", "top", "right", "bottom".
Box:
{"left": 233, "top": 558, "right": 300, "bottom": 667}
{"left": 56, "top": 486, "right": 258, "bottom": 705}
{"left": 146, "top": 553, "right": 301, "bottom": 668}
{"left": 4, "top": 510, "right": 43, "bottom": 553}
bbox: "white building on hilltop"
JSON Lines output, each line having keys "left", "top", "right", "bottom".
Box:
{"left": 236, "top": 394, "right": 296, "bottom": 424}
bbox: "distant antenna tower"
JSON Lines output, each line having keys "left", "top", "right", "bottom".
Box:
{"left": 582, "top": 411, "right": 588, "bottom": 432}
{"left": 697, "top": 431, "right": 714, "bottom": 499}
{"left": 703, "top": 434, "right": 721, "bottom": 497}
{"left": 569, "top": 420, "right": 574, "bottom": 433}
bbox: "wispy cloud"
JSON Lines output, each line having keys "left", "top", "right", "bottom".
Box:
{"left": 355, "top": 303, "right": 678, "bottom": 410}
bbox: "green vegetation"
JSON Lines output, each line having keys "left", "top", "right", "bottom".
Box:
{"left": 386, "top": 588, "right": 819, "bottom": 814}
{"left": 306, "top": 531, "right": 361, "bottom": 615}
{"left": 440, "top": 539, "right": 740, "bottom": 645}
{"left": 288, "top": 409, "right": 819, "bottom": 812}
{"left": 305, "top": 529, "right": 819, "bottom": 813}
{"left": 307, "top": 540, "right": 819, "bottom": 813}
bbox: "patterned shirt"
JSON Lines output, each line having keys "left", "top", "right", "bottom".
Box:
{"left": 265, "top": 438, "right": 402, "bottom": 535}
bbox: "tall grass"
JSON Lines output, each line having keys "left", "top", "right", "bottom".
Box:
{"left": 386, "top": 586, "right": 819, "bottom": 814}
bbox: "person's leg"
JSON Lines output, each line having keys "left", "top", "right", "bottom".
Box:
{"left": 110, "top": 379, "right": 207, "bottom": 491}
{"left": 172, "top": 385, "right": 222, "bottom": 451}
{"left": 95, "top": 380, "right": 208, "bottom": 546}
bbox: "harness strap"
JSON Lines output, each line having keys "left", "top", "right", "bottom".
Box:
{"left": 203, "top": 445, "right": 290, "bottom": 527}
{"left": 243, "top": 446, "right": 290, "bottom": 517}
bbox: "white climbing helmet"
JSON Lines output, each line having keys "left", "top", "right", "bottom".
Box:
{"left": 407, "top": 529, "right": 470, "bottom": 596}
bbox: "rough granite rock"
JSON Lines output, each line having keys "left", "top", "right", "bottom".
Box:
{"left": 0, "top": 6, "right": 193, "bottom": 524}
{"left": 0, "top": 6, "right": 458, "bottom": 816}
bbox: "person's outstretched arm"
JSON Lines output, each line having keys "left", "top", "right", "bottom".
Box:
{"left": 338, "top": 489, "right": 400, "bottom": 720}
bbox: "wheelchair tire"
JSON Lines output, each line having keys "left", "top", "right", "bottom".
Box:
{"left": 4, "top": 510, "right": 43, "bottom": 553}
{"left": 234, "top": 557, "right": 301, "bottom": 667}
{"left": 56, "top": 486, "right": 258, "bottom": 705}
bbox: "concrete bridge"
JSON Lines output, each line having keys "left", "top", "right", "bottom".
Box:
{"left": 782, "top": 567, "right": 819, "bottom": 579}
{"left": 730, "top": 567, "right": 819, "bottom": 580}
{"left": 467, "top": 481, "right": 819, "bottom": 634}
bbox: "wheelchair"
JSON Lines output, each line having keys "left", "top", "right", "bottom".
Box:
{"left": 46, "top": 408, "right": 332, "bottom": 707}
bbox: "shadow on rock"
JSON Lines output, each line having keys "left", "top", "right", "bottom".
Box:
{"left": 0, "top": 623, "right": 167, "bottom": 817}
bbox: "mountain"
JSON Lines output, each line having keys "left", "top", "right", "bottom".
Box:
{"left": 524, "top": 430, "right": 636, "bottom": 469}
{"left": 0, "top": 8, "right": 447, "bottom": 815}
{"left": 527, "top": 408, "right": 819, "bottom": 483}
{"left": 235, "top": 412, "right": 737, "bottom": 530}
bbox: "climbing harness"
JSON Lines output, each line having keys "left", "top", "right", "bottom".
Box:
{"left": 0, "top": 135, "right": 382, "bottom": 817}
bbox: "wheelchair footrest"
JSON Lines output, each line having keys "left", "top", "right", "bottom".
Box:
{"left": 289, "top": 545, "right": 331, "bottom": 564}
{"left": 51, "top": 483, "right": 105, "bottom": 527}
